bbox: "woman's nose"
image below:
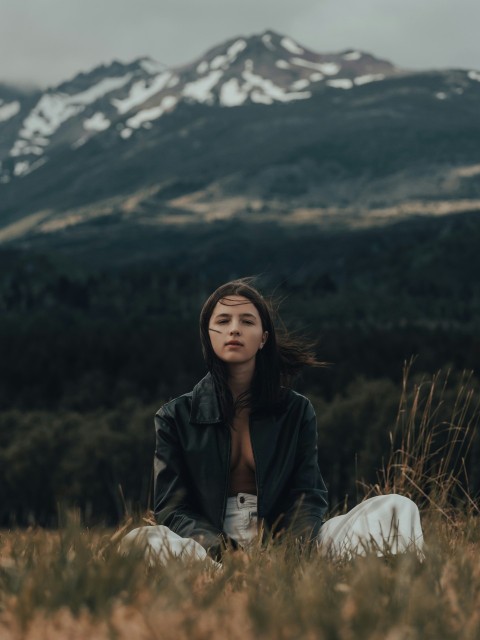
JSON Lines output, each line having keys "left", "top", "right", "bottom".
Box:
{"left": 230, "top": 325, "right": 240, "bottom": 335}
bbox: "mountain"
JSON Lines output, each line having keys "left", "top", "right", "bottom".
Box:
{"left": 1, "top": 29, "right": 480, "bottom": 259}
{"left": 0, "top": 30, "right": 398, "bottom": 182}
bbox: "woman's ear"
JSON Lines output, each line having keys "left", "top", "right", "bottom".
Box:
{"left": 260, "top": 331, "right": 269, "bottom": 348}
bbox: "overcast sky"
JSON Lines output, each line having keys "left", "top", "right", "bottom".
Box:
{"left": 2, "top": 0, "right": 479, "bottom": 89}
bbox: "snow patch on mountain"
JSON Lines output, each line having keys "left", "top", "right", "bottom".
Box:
{"left": 228, "top": 40, "right": 248, "bottom": 57}
{"left": 167, "top": 75, "right": 179, "bottom": 88}
{"left": 251, "top": 91, "right": 273, "bottom": 105}
{"left": 354, "top": 74, "right": 385, "bottom": 85}
{"left": 125, "top": 95, "right": 178, "bottom": 129}
{"left": 290, "top": 58, "right": 340, "bottom": 75}
{"left": 291, "top": 79, "right": 310, "bottom": 91}
{"left": 83, "top": 112, "right": 111, "bottom": 131}
{"left": 111, "top": 72, "right": 173, "bottom": 114}
{"left": 127, "top": 105, "right": 163, "bottom": 128}
{"left": 241, "top": 69, "right": 311, "bottom": 102}
{"left": 197, "top": 61, "right": 209, "bottom": 74}
{"left": 327, "top": 78, "right": 353, "bottom": 89}
{"left": 468, "top": 70, "right": 480, "bottom": 82}
{"left": 310, "top": 73, "right": 324, "bottom": 82}
{"left": 10, "top": 140, "right": 44, "bottom": 157}
{"left": 210, "top": 40, "right": 247, "bottom": 70}
{"left": 160, "top": 95, "right": 179, "bottom": 110}
{"left": 343, "top": 51, "right": 362, "bottom": 61}
{"left": 0, "top": 100, "right": 20, "bottom": 122}
{"left": 262, "top": 34, "right": 275, "bottom": 51}
{"left": 220, "top": 78, "right": 247, "bottom": 106}
{"left": 183, "top": 70, "right": 223, "bottom": 102}
{"left": 275, "top": 60, "right": 291, "bottom": 70}
{"left": 219, "top": 70, "right": 312, "bottom": 106}
{"left": 281, "top": 37, "right": 304, "bottom": 55}
{"left": 14, "top": 161, "right": 31, "bottom": 176}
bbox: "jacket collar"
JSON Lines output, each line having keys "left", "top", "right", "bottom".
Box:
{"left": 190, "top": 372, "right": 223, "bottom": 424}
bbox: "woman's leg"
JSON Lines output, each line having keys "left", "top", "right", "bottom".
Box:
{"left": 318, "top": 494, "right": 424, "bottom": 559}
{"left": 119, "top": 525, "right": 221, "bottom": 568}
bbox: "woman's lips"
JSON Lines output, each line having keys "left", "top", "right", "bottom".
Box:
{"left": 225, "top": 341, "right": 243, "bottom": 347}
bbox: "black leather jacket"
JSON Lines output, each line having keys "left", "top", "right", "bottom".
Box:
{"left": 153, "top": 373, "right": 328, "bottom": 558}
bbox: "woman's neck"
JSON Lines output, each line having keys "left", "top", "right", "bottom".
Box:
{"left": 227, "top": 362, "right": 255, "bottom": 400}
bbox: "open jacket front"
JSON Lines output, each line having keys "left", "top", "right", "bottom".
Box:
{"left": 153, "top": 372, "right": 328, "bottom": 558}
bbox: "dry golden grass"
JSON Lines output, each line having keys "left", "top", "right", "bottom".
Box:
{"left": 1, "top": 514, "right": 479, "bottom": 640}
{"left": 1, "top": 367, "right": 479, "bottom": 639}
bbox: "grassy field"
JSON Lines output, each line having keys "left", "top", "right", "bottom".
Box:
{"left": 0, "top": 513, "right": 479, "bottom": 640}
{"left": 1, "top": 368, "right": 479, "bottom": 639}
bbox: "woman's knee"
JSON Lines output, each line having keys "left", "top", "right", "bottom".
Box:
{"left": 368, "top": 494, "right": 418, "bottom": 513}
{"left": 119, "top": 524, "right": 172, "bottom": 553}
{"left": 385, "top": 494, "right": 420, "bottom": 516}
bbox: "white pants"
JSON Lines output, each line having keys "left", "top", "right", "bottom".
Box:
{"left": 319, "top": 494, "right": 424, "bottom": 558}
{"left": 120, "top": 494, "right": 424, "bottom": 565}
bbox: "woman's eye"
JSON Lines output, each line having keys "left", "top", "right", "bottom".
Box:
{"left": 217, "top": 320, "right": 228, "bottom": 324}
{"left": 243, "top": 320, "right": 254, "bottom": 325}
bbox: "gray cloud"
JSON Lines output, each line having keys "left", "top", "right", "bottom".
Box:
{"left": 1, "top": 0, "right": 479, "bottom": 89}
{"left": 293, "top": 0, "right": 480, "bottom": 70}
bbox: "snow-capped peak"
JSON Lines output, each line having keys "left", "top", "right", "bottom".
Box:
{"left": 1, "top": 30, "right": 401, "bottom": 184}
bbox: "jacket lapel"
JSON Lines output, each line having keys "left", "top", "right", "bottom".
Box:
{"left": 190, "top": 373, "right": 223, "bottom": 425}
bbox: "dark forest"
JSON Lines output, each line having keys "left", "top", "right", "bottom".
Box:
{"left": 1, "top": 210, "right": 480, "bottom": 524}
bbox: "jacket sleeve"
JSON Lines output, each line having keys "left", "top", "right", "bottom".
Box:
{"left": 276, "top": 399, "right": 328, "bottom": 542}
{"left": 153, "top": 407, "right": 237, "bottom": 560}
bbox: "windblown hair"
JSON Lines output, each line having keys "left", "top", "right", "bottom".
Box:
{"left": 199, "top": 278, "right": 324, "bottom": 426}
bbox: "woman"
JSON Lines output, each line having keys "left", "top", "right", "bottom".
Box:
{"left": 123, "top": 279, "right": 424, "bottom": 564}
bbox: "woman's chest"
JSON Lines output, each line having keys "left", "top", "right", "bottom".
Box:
{"left": 180, "top": 410, "right": 298, "bottom": 482}
{"left": 230, "top": 414, "right": 255, "bottom": 471}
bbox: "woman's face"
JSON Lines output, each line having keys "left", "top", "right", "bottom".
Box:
{"left": 208, "top": 295, "right": 268, "bottom": 366}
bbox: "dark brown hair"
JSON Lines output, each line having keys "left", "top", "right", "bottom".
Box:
{"left": 199, "top": 278, "right": 323, "bottom": 425}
